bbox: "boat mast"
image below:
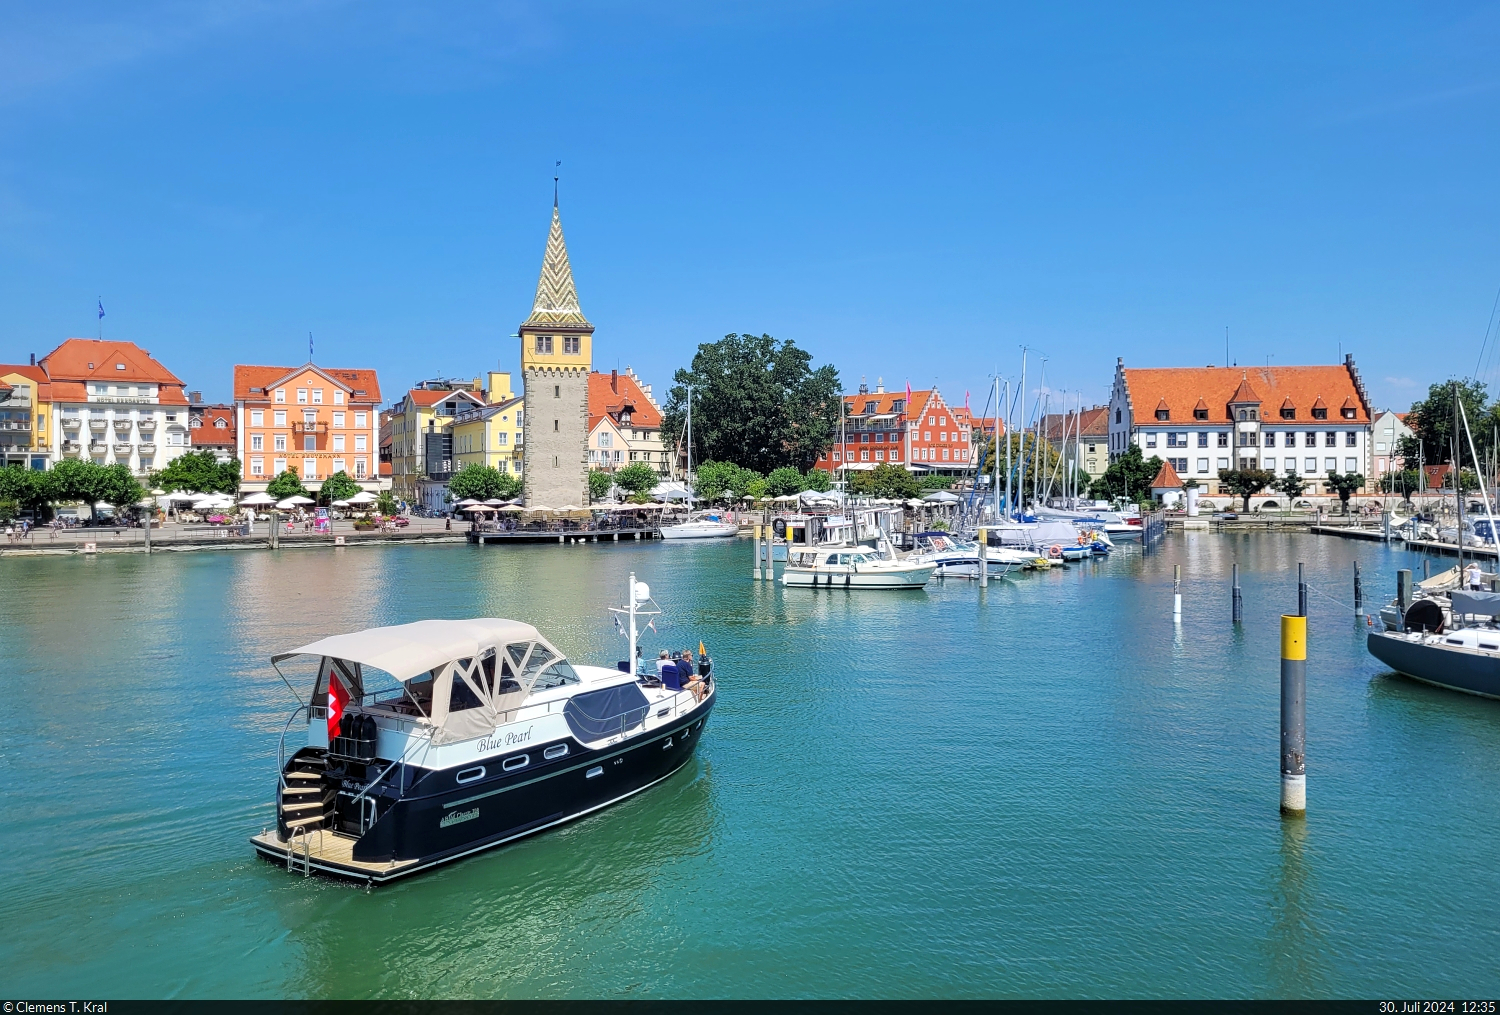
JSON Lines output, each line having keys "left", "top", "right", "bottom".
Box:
{"left": 1004, "top": 377, "right": 1013, "bottom": 521}
{"left": 685, "top": 383, "right": 694, "bottom": 506}
{"left": 628, "top": 572, "right": 639, "bottom": 674}
{"left": 1018, "top": 348, "right": 1027, "bottom": 513}
{"left": 1457, "top": 394, "right": 1500, "bottom": 560}
{"left": 993, "top": 371, "right": 1001, "bottom": 523}
{"left": 1455, "top": 380, "right": 1464, "bottom": 574}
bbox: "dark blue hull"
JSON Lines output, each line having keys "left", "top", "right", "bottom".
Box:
{"left": 1367, "top": 631, "right": 1500, "bottom": 700}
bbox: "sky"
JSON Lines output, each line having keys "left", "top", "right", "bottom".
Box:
{"left": 3, "top": 2, "right": 1500, "bottom": 416}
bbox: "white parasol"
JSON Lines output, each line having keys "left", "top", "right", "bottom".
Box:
{"left": 239, "top": 492, "right": 276, "bottom": 506}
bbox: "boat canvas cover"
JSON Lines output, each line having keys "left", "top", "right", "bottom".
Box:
{"left": 1452, "top": 590, "right": 1500, "bottom": 620}
{"left": 273, "top": 618, "right": 548, "bottom": 682}
{"left": 564, "top": 684, "right": 651, "bottom": 741}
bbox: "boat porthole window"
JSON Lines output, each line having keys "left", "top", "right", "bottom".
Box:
{"left": 586, "top": 766, "right": 603, "bottom": 779}
{"left": 544, "top": 744, "right": 569, "bottom": 760}
{"left": 503, "top": 754, "right": 530, "bottom": 772}
{"left": 456, "top": 766, "right": 485, "bottom": 784}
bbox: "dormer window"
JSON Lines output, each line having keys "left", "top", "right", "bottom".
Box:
{"left": 1193, "top": 409, "right": 1208, "bottom": 420}
{"left": 1312, "top": 407, "right": 1327, "bottom": 420}
{"left": 1249, "top": 409, "right": 1258, "bottom": 420}
{"left": 864, "top": 401, "right": 877, "bottom": 414}
{"left": 1281, "top": 407, "right": 1295, "bottom": 419}
{"left": 1155, "top": 409, "right": 1169, "bottom": 421}
{"left": 1341, "top": 407, "right": 1356, "bottom": 419}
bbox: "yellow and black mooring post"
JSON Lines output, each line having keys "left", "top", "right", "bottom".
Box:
{"left": 978, "top": 527, "right": 988, "bottom": 588}
{"left": 1280, "top": 612, "right": 1307, "bottom": 815}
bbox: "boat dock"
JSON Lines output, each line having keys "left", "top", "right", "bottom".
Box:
{"left": 468, "top": 528, "right": 661, "bottom": 545}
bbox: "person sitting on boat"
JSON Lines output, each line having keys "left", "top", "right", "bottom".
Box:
{"left": 656, "top": 650, "right": 673, "bottom": 678}
{"left": 681, "top": 650, "right": 706, "bottom": 701}
{"left": 1467, "top": 561, "right": 1484, "bottom": 591}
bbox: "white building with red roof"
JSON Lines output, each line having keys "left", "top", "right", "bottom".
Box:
{"left": 189, "top": 402, "right": 237, "bottom": 462}
{"left": 39, "top": 338, "right": 192, "bottom": 475}
{"left": 1108, "top": 355, "right": 1374, "bottom": 496}
{"left": 587, "top": 368, "right": 668, "bottom": 476}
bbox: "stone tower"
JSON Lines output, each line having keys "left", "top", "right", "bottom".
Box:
{"left": 519, "top": 198, "right": 593, "bottom": 507}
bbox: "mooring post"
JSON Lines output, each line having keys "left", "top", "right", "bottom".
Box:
{"left": 1383, "top": 510, "right": 1392, "bottom": 543}
{"left": 1232, "top": 562, "right": 1242, "bottom": 624}
{"left": 1397, "top": 568, "right": 1413, "bottom": 624}
{"left": 1281, "top": 613, "right": 1307, "bottom": 815}
{"left": 751, "top": 524, "right": 761, "bottom": 580}
{"left": 978, "top": 527, "right": 988, "bottom": 588}
{"left": 270, "top": 510, "right": 279, "bottom": 550}
{"left": 1353, "top": 561, "right": 1363, "bottom": 617}
{"left": 1297, "top": 562, "right": 1307, "bottom": 618}
{"left": 1173, "top": 563, "right": 1181, "bottom": 622}
{"left": 143, "top": 510, "right": 151, "bottom": 554}
{"left": 1423, "top": 559, "right": 1430, "bottom": 581}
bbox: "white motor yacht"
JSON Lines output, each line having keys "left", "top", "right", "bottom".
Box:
{"left": 905, "top": 532, "right": 1016, "bottom": 579}
{"left": 251, "top": 577, "right": 713, "bottom": 884}
{"left": 782, "top": 546, "right": 935, "bottom": 589}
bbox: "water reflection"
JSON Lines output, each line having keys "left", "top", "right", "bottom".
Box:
{"left": 1266, "top": 817, "right": 1324, "bottom": 994}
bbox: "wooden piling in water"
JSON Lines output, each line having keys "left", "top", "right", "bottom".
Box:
{"left": 1280, "top": 613, "right": 1307, "bottom": 815}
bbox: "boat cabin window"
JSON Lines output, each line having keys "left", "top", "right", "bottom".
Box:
{"left": 449, "top": 661, "right": 485, "bottom": 712}
{"left": 406, "top": 673, "right": 436, "bottom": 714}
{"left": 534, "top": 659, "right": 580, "bottom": 690}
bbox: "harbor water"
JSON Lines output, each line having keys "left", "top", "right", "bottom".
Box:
{"left": 1, "top": 533, "right": 1497, "bottom": 998}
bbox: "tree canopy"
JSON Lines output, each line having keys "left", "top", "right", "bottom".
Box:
{"left": 1324, "top": 472, "right": 1365, "bottom": 514}
{"left": 265, "top": 470, "right": 309, "bottom": 500}
{"left": 449, "top": 463, "right": 520, "bottom": 502}
{"left": 692, "top": 460, "right": 761, "bottom": 502}
{"left": 850, "top": 463, "right": 920, "bottom": 499}
{"left": 1273, "top": 471, "right": 1307, "bottom": 502}
{"left": 612, "top": 462, "right": 660, "bottom": 500}
{"left": 318, "top": 471, "right": 363, "bottom": 505}
{"left": 764, "top": 466, "right": 806, "bottom": 497}
{"left": 587, "top": 469, "right": 614, "bottom": 503}
{"left": 1217, "top": 468, "right": 1276, "bottom": 511}
{"left": 662, "top": 333, "right": 841, "bottom": 474}
{"left": 1399, "top": 379, "right": 1498, "bottom": 468}
{"left": 1089, "top": 445, "right": 1162, "bottom": 504}
{"left": 150, "top": 450, "right": 240, "bottom": 495}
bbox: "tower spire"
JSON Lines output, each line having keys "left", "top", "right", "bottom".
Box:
{"left": 524, "top": 201, "right": 590, "bottom": 327}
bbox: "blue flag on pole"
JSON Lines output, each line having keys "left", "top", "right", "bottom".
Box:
{"left": 97, "top": 300, "right": 105, "bottom": 319}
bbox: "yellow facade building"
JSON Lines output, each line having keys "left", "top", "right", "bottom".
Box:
{"left": 452, "top": 395, "right": 525, "bottom": 475}
{"left": 0, "top": 363, "right": 52, "bottom": 469}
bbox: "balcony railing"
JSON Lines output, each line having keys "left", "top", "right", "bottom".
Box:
{"left": 139, "top": 442, "right": 156, "bottom": 453}
{"left": 112, "top": 443, "right": 132, "bottom": 454}
{"left": 89, "top": 419, "right": 108, "bottom": 430}
{"left": 113, "top": 420, "right": 132, "bottom": 431}
{"left": 292, "top": 421, "right": 328, "bottom": 435}
{"left": 0, "top": 420, "right": 31, "bottom": 431}
{"left": 138, "top": 419, "right": 156, "bottom": 431}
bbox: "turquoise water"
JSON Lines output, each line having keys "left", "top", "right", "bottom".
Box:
{"left": 1, "top": 534, "right": 1497, "bottom": 998}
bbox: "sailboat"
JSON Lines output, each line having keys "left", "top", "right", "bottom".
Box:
{"left": 660, "top": 386, "right": 737, "bottom": 539}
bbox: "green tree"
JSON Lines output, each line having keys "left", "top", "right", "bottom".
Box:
{"left": 1218, "top": 468, "right": 1277, "bottom": 512}
{"left": 662, "top": 333, "right": 842, "bottom": 473}
{"left": 97, "top": 464, "right": 145, "bottom": 514}
{"left": 1089, "top": 445, "right": 1162, "bottom": 503}
{"left": 979, "top": 433, "right": 1063, "bottom": 503}
{"left": 1273, "top": 471, "right": 1307, "bottom": 504}
{"left": 1399, "top": 379, "right": 1494, "bottom": 468}
{"left": 803, "top": 468, "right": 832, "bottom": 493}
{"left": 614, "top": 462, "right": 659, "bottom": 499}
{"left": 1379, "top": 469, "right": 1422, "bottom": 495}
{"left": 318, "top": 470, "right": 362, "bottom": 505}
{"left": 765, "top": 466, "right": 806, "bottom": 497}
{"left": 375, "top": 490, "right": 397, "bottom": 515}
{"left": 449, "top": 463, "right": 504, "bottom": 501}
{"left": 0, "top": 465, "right": 54, "bottom": 517}
{"left": 48, "top": 459, "right": 109, "bottom": 517}
{"left": 150, "top": 450, "right": 239, "bottom": 494}
{"left": 850, "top": 462, "right": 920, "bottom": 499}
{"left": 265, "top": 470, "right": 308, "bottom": 500}
{"left": 1325, "top": 472, "right": 1366, "bottom": 514}
{"left": 587, "top": 469, "right": 614, "bottom": 503}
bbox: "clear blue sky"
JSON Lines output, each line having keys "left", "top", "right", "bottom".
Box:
{"left": 3, "top": 2, "right": 1499, "bottom": 415}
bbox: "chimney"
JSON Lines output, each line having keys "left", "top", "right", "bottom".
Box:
{"left": 189, "top": 391, "right": 202, "bottom": 404}
{"left": 29, "top": 353, "right": 35, "bottom": 366}
{"left": 611, "top": 369, "right": 618, "bottom": 393}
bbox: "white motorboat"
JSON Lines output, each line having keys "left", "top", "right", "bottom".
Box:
{"left": 659, "top": 514, "right": 739, "bottom": 540}
{"left": 782, "top": 546, "right": 935, "bottom": 589}
{"left": 905, "top": 532, "right": 1016, "bottom": 579}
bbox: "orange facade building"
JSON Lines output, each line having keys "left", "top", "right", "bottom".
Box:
{"left": 233, "top": 363, "right": 383, "bottom": 492}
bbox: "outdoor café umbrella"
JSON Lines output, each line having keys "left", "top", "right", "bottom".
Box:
{"left": 346, "top": 491, "right": 377, "bottom": 504}
{"left": 460, "top": 504, "right": 494, "bottom": 513}
{"left": 497, "top": 504, "right": 525, "bottom": 513}
{"left": 482, "top": 498, "right": 507, "bottom": 506}
{"left": 284, "top": 495, "right": 315, "bottom": 505}
{"left": 556, "top": 504, "right": 581, "bottom": 512}
{"left": 525, "top": 504, "right": 553, "bottom": 513}
{"left": 239, "top": 492, "right": 275, "bottom": 506}
{"left": 454, "top": 498, "right": 480, "bottom": 507}
{"left": 275, "top": 498, "right": 306, "bottom": 510}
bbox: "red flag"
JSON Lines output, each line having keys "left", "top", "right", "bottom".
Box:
{"left": 327, "top": 671, "right": 350, "bottom": 741}
{"left": 905, "top": 381, "right": 912, "bottom": 416}
{"left": 965, "top": 391, "right": 970, "bottom": 413}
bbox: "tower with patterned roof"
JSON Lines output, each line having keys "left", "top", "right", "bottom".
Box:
{"left": 519, "top": 198, "right": 593, "bottom": 506}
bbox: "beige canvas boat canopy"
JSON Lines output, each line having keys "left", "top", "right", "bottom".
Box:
{"left": 274, "top": 619, "right": 575, "bottom": 744}
{"left": 274, "top": 618, "right": 549, "bottom": 682}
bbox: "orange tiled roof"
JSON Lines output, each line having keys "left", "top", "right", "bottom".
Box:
{"left": 844, "top": 388, "right": 939, "bottom": 416}
{"left": 1150, "top": 460, "right": 1183, "bottom": 489}
{"left": 39, "top": 339, "right": 187, "bottom": 403}
{"left": 589, "top": 370, "right": 663, "bottom": 428}
{"left": 191, "top": 406, "right": 236, "bottom": 446}
{"left": 1229, "top": 374, "right": 1262, "bottom": 404}
{"left": 379, "top": 461, "right": 392, "bottom": 477}
{"left": 0, "top": 364, "right": 51, "bottom": 400}
{"left": 1122, "top": 365, "right": 1370, "bottom": 424}
{"left": 1041, "top": 406, "right": 1108, "bottom": 440}
{"left": 233, "top": 364, "right": 382, "bottom": 404}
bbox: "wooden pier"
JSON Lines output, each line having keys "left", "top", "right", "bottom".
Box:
{"left": 467, "top": 528, "right": 661, "bottom": 546}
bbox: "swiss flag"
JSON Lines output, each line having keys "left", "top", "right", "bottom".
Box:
{"left": 327, "top": 671, "right": 350, "bottom": 741}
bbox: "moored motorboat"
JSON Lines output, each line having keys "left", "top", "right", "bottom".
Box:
{"left": 782, "top": 546, "right": 935, "bottom": 589}
{"left": 250, "top": 579, "right": 714, "bottom": 884}
{"left": 905, "top": 532, "right": 1016, "bottom": 579}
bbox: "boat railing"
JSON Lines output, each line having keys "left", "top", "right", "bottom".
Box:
{"left": 277, "top": 704, "right": 308, "bottom": 792}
